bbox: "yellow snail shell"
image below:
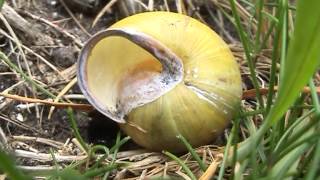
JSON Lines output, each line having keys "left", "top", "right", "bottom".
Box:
{"left": 77, "top": 12, "right": 242, "bottom": 152}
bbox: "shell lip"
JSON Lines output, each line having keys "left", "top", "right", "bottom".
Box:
{"left": 77, "top": 28, "right": 184, "bottom": 124}
{"left": 77, "top": 29, "right": 127, "bottom": 123}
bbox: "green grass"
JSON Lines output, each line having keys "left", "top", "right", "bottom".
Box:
{"left": 0, "top": 149, "right": 32, "bottom": 180}
{"left": 225, "top": 0, "right": 320, "bottom": 178}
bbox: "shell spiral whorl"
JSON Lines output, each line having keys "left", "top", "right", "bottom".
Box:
{"left": 77, "top": 11, "right": 242, "bottom": 152}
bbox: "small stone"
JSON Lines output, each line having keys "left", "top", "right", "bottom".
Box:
{"left": 16, "top": 113, "right": 24, "bottom": 122}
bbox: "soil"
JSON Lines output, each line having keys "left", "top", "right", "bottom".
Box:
{"left": 0, "top": 0, "right": 127, "bottom": 160}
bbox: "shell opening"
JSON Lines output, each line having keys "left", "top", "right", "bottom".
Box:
{"left": 77, "top": 28, "right": 184, "bottom": 123}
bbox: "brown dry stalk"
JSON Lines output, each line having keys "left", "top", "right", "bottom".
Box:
{"left": 0, "top": 86, "right": 318, "bottom": 112}
{"left": 242, "top": 86, "right": 320, "bottom": 99}
{"left": 199, "top": 157, "right": 222, "bottom": 180}
{"left": 0, "top": 93, "right": 93, "bottom": 111}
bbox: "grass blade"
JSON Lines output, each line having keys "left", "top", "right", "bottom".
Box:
{"left": 309, "top": 79, "right": 320, "bottom": 115}
{"left": 228, "top": 0, "right": 264, "bottom": 108}
{"left": 177, "top": 134, "right": 207, "bottom": 171}
{"left": 67, "top": 108, "right": 89, "bottom": 153}
{"left": 235, "top": 0, "right": 320, "bottom": 163}
{"left": 83, "top": 164, "right": 118, "bottom": 178}
{"left": 218, "top": 119, "right": 238, "bottom": 180}
{"left": 266, "top": 0, "right": 287, "bottom": 113}
{"left": 0, "top": 52, "right": 56, "bottom": 99}
{"left": 269, "top": 141, "right": 311, "bottom": 179}
{"left": 305, "top": 139, "right": 320, "bottom": 180}
{"left": 266, "top": 0, "right": 320, "bottom": 126}
{"left": 163, "top": 151, "right": 197, "bottom": 180}
{"left": 0, "top": 149, "right": 32, "bottom": 180}
{"left": 0, "top": 0, "right": 4, "bottom": 9}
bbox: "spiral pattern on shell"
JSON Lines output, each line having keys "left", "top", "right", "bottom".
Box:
{"left": 78, "top": 12, "right": 242, "bottom": 152}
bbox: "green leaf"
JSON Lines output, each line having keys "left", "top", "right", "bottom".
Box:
{"left": 0, "top": 0, "right": 4, "bottom": 10}
{"left": 49, "top": 168, "right": 87, "bottom": 180}
{"left": 0, "top": 149, "right": 32, "bottom": 180}
{"left": 234, "top": 0, "right": 320, "bottom": 164}
{"left": 266, "top": 0, "right": 320, "bottom": 126}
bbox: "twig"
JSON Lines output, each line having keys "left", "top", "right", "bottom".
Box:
{"left": 148, "top": 0, "right": 154, "bottom": 11}
{"left": 12, "top": 136, "right": 64, "bottom": 149}
{"left": 0, "top": 93, "right": 94, "bottom": 111}
{"left": 67, "top": 109, "right": 89, "bottom": 154}
{"left": 14, "top": 149, "right": 149, "bottom": 163}
{"left": 132, "top": 0, "right": 150, "bottom": 10}
{"left": 199, "top": 157, "right": 222, "bottom": 180}
{"left": 0, "top": 114, "right": 43, "bottom": 134}
{"left": 21, "top": 11, "right": 84, "bottom": 47}
{"left": 242, "top": 86, "right": 320, "bottom": 99}
{"left": 59, "top": 0, "right": 91, "bottom": 37}
{"left": 0, "top": 81, "right": 23, "bottom": 109}
{"left": 163, "top": 151, "right": 197, "bottom": 180}
{"left": 48, "top": 77, "right": 77, "bottom": 119}
{"left": 0, "top": 28, "right": 65, "bottom": 79}
{"left": 62, "top": 94, "right": 86, "bottom": 100}
{"left": 0, "top": 7, "right": 40, "bottom": 117}
{"left": 163, "top": 0, "right": 170, "bottom": 11}
{"left": 0, "top": 126, "right": 8, "bottom": 148}
{"left": 18, "top": 165, "right": 62, "bottom": 172}
{"left": 1, "top": 3, "right": 54, "bottom": 46}
{"left": 92, "top": 0, "right": 118, "bottom": 28}
{"left": 176, "top": 0, "right": 187, "bottom": 14}
{"left": 2, "top": 86, "right": 318, "bottom": 111}
{"left": 14, "top": 149, "right": 87, "bottom": 162}
{"left": 71, "top": 138, "right": 87, "bottom": 155}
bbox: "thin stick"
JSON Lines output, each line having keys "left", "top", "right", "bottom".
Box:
{"left": 66, "top": 108, "right": 89, "bottom": 153}
{"left": 177, "top": 134, "right": 207, "bottom": 171}
{"left": 48, "top": 77, "right": 77, "bottom": 119}
{"left": 21, "top": 11, "right": 84, "bottom": 47}
{"left": 12, "top": 136, "right": 64, "bottom": 149}
{"left": 0, "top": 126, "right": 8, "bottom": 148}
{"left": 0, "top": 10, "right": 40, "bottom": 117}
{"left": 199, "top": 158, "right": 222, "bottom": 180}
{"left": 92, "top": 0, "right": 118, "bottom": 28}
{"left": 242, "top": 86, "right": 320, "bottom": 99}
{"left": 0, "top": 12, "right": 32, "bottom": 82}
{"left": 14, "top": 149, "right": 87, "bottom": 163}
{"left": 0, "top": 28, "right": 65, "bottom": 79}
{"left": 0, "top": 93, "right": 93, "bottom": 111}
{"left": 59, "top": 0, "right": 91, "bottom": 37}
{"left": 1, "top": 86, "right": 318, "bottom": 112}
{"left": 163, "top": 151, "right": 197, "bottom": 180}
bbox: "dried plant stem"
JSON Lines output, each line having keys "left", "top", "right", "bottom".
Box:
{"left": 67, "top": 108, "right": 89, "bottom": 153}
{"left": 59, "top": 0, "right": 91, "bottom": 37}
{"left": 177, "top": 135, "right": 207, "bottom": 171}
{"left": 199, "top": 157, "right": 222, "bottom": 180}
{"left": 243, "top": 86, "right": 320, "bottom": 99}
{"left": 48, "top": 77, "right": 78, "bottom": 119}
{"left": 163, "top": 151, "right": 197, "bottom": 180}
{"left": 0, "top": 28, "right": 64, "bottom": 78}
{"left": 14, "top": 149, "right": 87, "bottom": 163}
{"left": 12, "top": 136, "right": 64, "bottom": 149}
{"left": 21, "top": 11, "right": 84, "bottom": 47}
{"left": 0, "top": 51, "right": 56, "bottom": 99}
{"left": 0, "top": 93, "right": 93, "bottom": 111}
{"left": 92, "top": 0, "right": 118, "bottom": 28}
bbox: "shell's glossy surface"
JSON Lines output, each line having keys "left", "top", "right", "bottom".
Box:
{"left": 78, "top": 12, "right": 242, "bottom": 152}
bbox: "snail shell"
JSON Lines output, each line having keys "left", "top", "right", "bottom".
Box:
{"left": 78, "top": 12, "right": 242, "bottom": 152}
